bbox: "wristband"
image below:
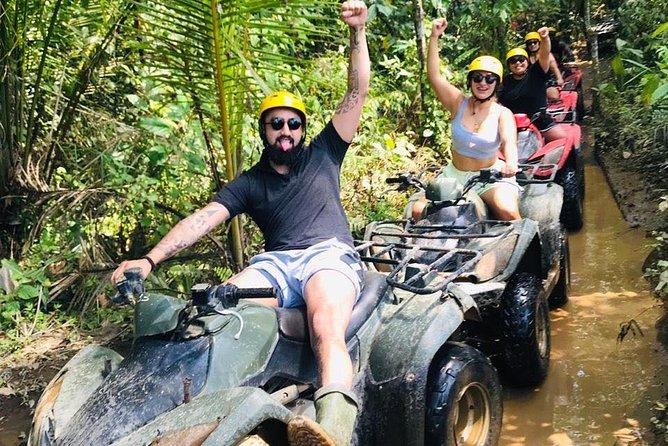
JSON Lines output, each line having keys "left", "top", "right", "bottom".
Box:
{"left": 141, "top": 255, "right": 157, "bottom": 270}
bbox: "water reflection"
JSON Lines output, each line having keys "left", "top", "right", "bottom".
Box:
{"left": 501, "top": 160, "right": 668, "bottom": 445}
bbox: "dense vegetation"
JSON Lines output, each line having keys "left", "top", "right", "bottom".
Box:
{"left": 0, "top": 0, "right": 662, "bottom": 355}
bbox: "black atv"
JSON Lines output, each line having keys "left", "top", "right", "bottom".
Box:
{"left": 361, "top": 166, "right": 570, "bottom": 386}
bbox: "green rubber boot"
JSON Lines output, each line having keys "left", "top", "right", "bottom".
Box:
{"left": 287, "top": 386, "right": 358, "bottom": 446}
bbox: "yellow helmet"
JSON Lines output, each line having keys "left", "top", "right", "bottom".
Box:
{"left": 259, "top": 91, "right": 306, "bottom": 119}
{"left": 524, "top": 31, "right": 540, "bottom": 42}
{"left": 467, "top": 56, "right": 503, "bottom": 80}
{"left": 506, "top": 47, "right": 529, "bottom": 62}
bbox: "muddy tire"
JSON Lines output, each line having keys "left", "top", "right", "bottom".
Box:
{"left": 425, "top": 342, "right": 503, "bottom": 446}
{"left": 501, "top": 272, "right": 550, "bottom": 386}
{"left": 557, "top": 167, "right": 584, "bottom": 231}
{"left": 549, "top": 229, "right": 570, "bottom": 308}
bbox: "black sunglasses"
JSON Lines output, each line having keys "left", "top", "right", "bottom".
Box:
{"left": 526, "top": 39, "right": 540, "bottom": 45}
{"left": 471, "top": 73, "right": 498, "bottom": 84}
{"left": 265, "top": 117, "right": 303, "bottom": 131}
{"left": 508, "top": 56, "right": 527, "bottom": 64}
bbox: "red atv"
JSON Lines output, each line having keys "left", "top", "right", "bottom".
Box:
{"left": 560, "top": 64, "right": 585, "bottom": 120}
{"left": 547, "top": 86, "right": 580, "bottom": 123}
{"left": 500, "top": 112, "right": 585, "bottom": 230}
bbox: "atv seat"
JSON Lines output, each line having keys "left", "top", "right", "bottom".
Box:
{"left": 274, "top": 271, "right": 388, "bottom": 343}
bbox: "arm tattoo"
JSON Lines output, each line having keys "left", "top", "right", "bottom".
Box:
{"left": 351, "top": 26, "right": 360, "bottom": 52}
{"left": 336, "top": 68, "right": 360, "bottom": 114}
{"left": 153, "top": 207, "right": 221, "bottom": 259}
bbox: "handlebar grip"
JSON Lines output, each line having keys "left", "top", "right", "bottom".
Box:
{"left": 235, "top": 287, "right": 277, "bottom": 298}
{"left": 385, "top": 177, "right": 404, "bottom": 184}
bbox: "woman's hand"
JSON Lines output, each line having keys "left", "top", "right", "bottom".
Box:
{"left": 431, "top": 18, "right": 448, "bottom": 38}
{"left": 537, "top": 26, "right": 550, "bottom": 39}
{"left": 500, "top": 162, "right": 519, "bottom": 178}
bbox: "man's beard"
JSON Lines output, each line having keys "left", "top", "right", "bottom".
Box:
{"left": 265, "top": 136, "right": 303, "bottom": 167}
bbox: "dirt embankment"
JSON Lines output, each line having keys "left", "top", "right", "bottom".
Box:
{"left": 596, "top": 149, "right": 665, "bottom": 232}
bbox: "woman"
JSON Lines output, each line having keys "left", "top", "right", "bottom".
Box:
{"left": 499, "top": 27, "right": 568, "bottom": 142}
{"left": 525, "top": 30, "right": 563, "bottom": 101}
{"left": 422, "top": 17, "right": 520, "bottom": 221}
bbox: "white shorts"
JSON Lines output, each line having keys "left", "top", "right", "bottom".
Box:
{"left": 441, "top": 160, "right": 520, "bottom": 197}
{"left": 247, "top": 238, "right": 363, "bottom": 308}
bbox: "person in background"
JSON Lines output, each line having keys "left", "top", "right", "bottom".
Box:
{"left": 550, "top": 33, "right": 576, "bottom": 77}
{"left": 419, "top": 17, "right": 520, "bottom": 222}
{"left": 525, "top": 30, "right": 563, "bottom": 101}
{"left": 499, "top": 27, "right": 568, "bottom": 143}
{"left": 111, "top": 2, "right": 370, "bottom": 445}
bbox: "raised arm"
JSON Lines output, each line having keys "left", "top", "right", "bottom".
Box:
{"left": 427, "top": 18, "right": 464, "bottom": 116}
{"left": 549, "top": 53, "right": 564, "bottom": 85}
{"left": 498, "top": 106, "right": 519, "bottom": 177}
{"left": 110, "top": 202, "right": 230, "bottom": 282}
{"left": 331, "top": 1, "right": 370, "bottom": 143}
{"left": 537, "top": 26, "right": 552, "bottom": 73}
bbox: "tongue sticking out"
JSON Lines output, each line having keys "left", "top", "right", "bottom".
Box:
{"left": 279, "top": 138, "right": 293, "bottom": 152}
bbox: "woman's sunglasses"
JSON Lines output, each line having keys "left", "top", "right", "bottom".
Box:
{"left": 471, "top": 73, "right": 498, "bottom": 84}
{"left": 508, "top": 56, "right": 527, "bottom": 65}
{"left": 265, "top": 117, "right": 303, "bottom": 131}
{"left": 526, "top": 39, "right": 540, "bottom": 45}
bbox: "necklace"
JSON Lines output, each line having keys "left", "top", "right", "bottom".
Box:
{"left": 470, "top": 100, "right": 485, "bottom": 132}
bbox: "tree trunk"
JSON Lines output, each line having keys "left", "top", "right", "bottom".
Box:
{"left": 412, "top": 0, "right": 426, "bottom": 113}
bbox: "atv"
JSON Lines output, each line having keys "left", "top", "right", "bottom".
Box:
{"left": 362, "top": 166, "right": 570, "bottom": 386}
{"left": 29, "top": 246, "right": 504, "bottom": 445}
{"left": 501, "top": 112, "right": 585, "bottom": 231}
{"left": 561, "top": 64, "right": 585, "bottom": 121}
{"left": 546, "top": 82, "right": 580, "bottom": 123}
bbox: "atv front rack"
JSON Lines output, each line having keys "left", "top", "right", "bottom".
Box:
{"left": 355, "top": 240, "right": 482, "bottom": 295}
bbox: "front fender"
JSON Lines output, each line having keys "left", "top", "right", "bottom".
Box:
{"left": 31, "top": 345, "right": 124, "bottom": 443}
{"left": 498, "top": 218, "right": 542, "bottom": 280}
{"left": 110, "top": 387, "right": 292, "bottom": 446}
{"left": 366, "top": 283, "right": 477, "bottom": 445}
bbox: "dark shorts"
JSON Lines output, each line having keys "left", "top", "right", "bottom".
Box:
{"left": 535, "top": 113, "right": 557, "bottom": 133}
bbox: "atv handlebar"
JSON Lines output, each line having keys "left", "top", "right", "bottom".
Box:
{"left": 113, "top": 269, "right": 276, "bottom": 311}
{"left": 112, "top": 267, "right": 145, "bottom": 305}
{"left": 386, "top": 168, "right": 507, "bottom": 196}
{"left": 191, "top": 283, "right": 276, "bottom": 313}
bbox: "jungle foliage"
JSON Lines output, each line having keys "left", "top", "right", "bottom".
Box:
{"left": 590, "top": 1, "right": 668, "bottom": 305}
{"left": 0, "top": 0, "right": 603, "bottom": 349}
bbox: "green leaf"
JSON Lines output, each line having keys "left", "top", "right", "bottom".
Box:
{"left": 652, "top": 22, "right": 668, "bottom": 38}
{"left": 139, "top": 117, "right": 179, "bottom": 138}
{"left": 650, "top": 82, "right": 668, "bottom": 104}
{"left": 611, "top": 55, "right": 625, "bottom": 78}
{"left": 15, "top": 284, "right": 39, "bottom": 300}
{"left": 642, "top": 75, "right": 660, "bottom": 105}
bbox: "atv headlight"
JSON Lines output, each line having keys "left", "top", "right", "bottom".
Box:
{"left": 541, "top": 145, "right": 565, "bottom": 165}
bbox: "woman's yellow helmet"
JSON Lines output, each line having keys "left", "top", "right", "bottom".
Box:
{"left": 506, "top": 47, "right": 529, "bottom": 62}
{"left": 524, "top": 31, "right": 541, "bottom": 42}
{"left": 467, "top": 56, "right": 503, "bottom": 80}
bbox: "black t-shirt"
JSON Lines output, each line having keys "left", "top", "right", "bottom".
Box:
{"left": 499, "top": 62, "right": 549, "bottom": 118}
{"left": 214, "top": 121, "right": 354, "bottom": 252}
